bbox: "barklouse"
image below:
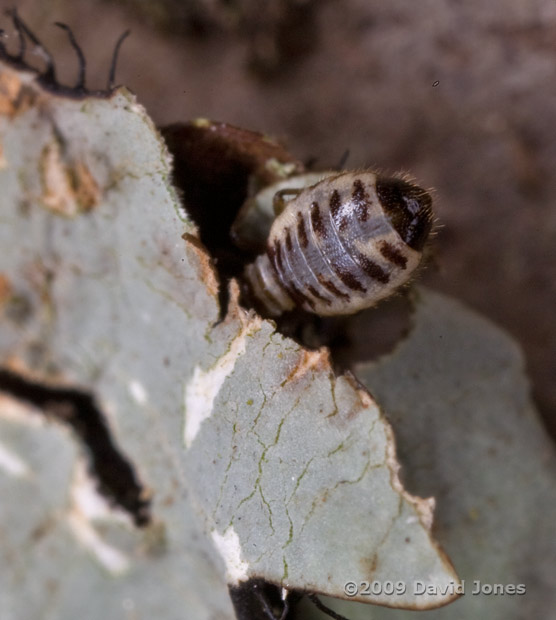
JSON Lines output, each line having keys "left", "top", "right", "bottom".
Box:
{"left": 243, "top": 171, "right": 433, "bottom": 317}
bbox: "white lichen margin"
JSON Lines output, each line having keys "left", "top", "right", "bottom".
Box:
{"left": 0, "top": 441, "right": 30, "bottom": 477}
{"left": 183, "top": 317, "right": 262, "bottom": 448}
{"left": 0, "top": 395, "right": 43, "bottom": 476}
{"left": 211, "top": 527, "right": 250, "bottom": 585}
{"left": 67, "top": 459, "right": 131, "bottom": 575}
{"left": 128, "top": 380, "right": 148, "bottom": 406}
{"left": 383, "top": 420, "right": 436, "bottom": 530}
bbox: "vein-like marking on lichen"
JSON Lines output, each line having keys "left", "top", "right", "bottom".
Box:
{"left": 211, "top": 526, "right": 250, "bottom": 585}
{"left": 183, "top": 319, "right": 261, "bottom": 448}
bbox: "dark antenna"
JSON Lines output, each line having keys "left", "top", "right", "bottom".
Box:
{"left": 10, "top": 8, "right": 56, "bottom": 83}
{"left": 307, "top": 594, "right": 352, "bottom": 620}
{"left": 54, "top": 22, "right": 86, "bottom": 91}
{"left": 107, "top": 29, "right": 130, "bottom": 91}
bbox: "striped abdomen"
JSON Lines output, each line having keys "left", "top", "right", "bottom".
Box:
{"left": 244, "top": 171, "right": 433, "bottom": 317}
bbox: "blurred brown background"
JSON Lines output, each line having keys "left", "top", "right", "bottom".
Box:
{"left": 2, "top": 0, "right": 555, "bottom": 440}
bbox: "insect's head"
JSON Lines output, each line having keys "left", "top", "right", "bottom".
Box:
{"left": 375, "top": 176, "right": 433, "bottom": 251}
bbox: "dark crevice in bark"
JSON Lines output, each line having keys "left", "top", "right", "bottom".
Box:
{"left": 0, "top": 367, "right": 151, "bottom": 527}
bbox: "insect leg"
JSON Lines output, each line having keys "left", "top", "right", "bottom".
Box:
{"left": 273, "top": 188, "right": 303, "bottom": 216}
{"left": 254, "top": 586, "right": 291, "bottom": 620}
{"left": 307, "top": 593, "right": 352, "bottom": 620}
{"left": 229, "top": 579, "right": 294, "bottom": 620}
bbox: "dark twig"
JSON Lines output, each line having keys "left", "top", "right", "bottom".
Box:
{"left": 14, "top": 13, "right": 24, "bottom": 59}
{"left": 54, "top": 22, "right": 86, "bottom": 91}
{"left": 10, "top": 8, "right": 56, "bottom": 83}
{"left": 107, "top": 29, "right": 130, "bottom": 91}
{"left": 2, "top": 8, "right": 26, "bottom": 61}
{"left": 0, "top": 368, "right": 151, "bottom": 526}
{"left": 0, "top": 11, "right": 130, "bottom": 97}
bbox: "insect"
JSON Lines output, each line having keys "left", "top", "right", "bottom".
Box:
{"left": 243, "top": 171, "right": 433, "bottom": 317}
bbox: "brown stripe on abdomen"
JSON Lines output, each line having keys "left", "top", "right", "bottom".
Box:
{"left": 285, "top": 227, "right": 293, "bottom": 252}
{"left": 269, "top": 239, "right": 284, "bottom": 274}
{"left": 310, "top": 201, "right": 328, "bottom": 239}
{"left": 329, "top": 189, "right": 349, "bottom": 232}
{"left": 316, "top": 274, "right": 351, "bottom": 301}
{"left": 333, "top": 264, "right": 367, "bottom": 292}
{"left": 379, "top": 241, "right": 408, "bottom": 269}
{"left": 268, "top": 241, "right": 295, "bottom": 298}
{"left": 307, "top": 285, "right": 332, "bottom": 306}
{"left": 297, "top": 211, "right": 309, "bottom": 248}
{"left": 267, "top": 241, "right": 295, "bottom": 300}
{"left": 251, "top": 256, "right": 284, "bottom": 310}
{"left": 352, "top": 179, "right": 370, "bottom": 222}
{"left": 349, "top": 246, "right": 390, "bottom": 283}
{"left": 285, "top": 278, "right": 316, "bottom": 310}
